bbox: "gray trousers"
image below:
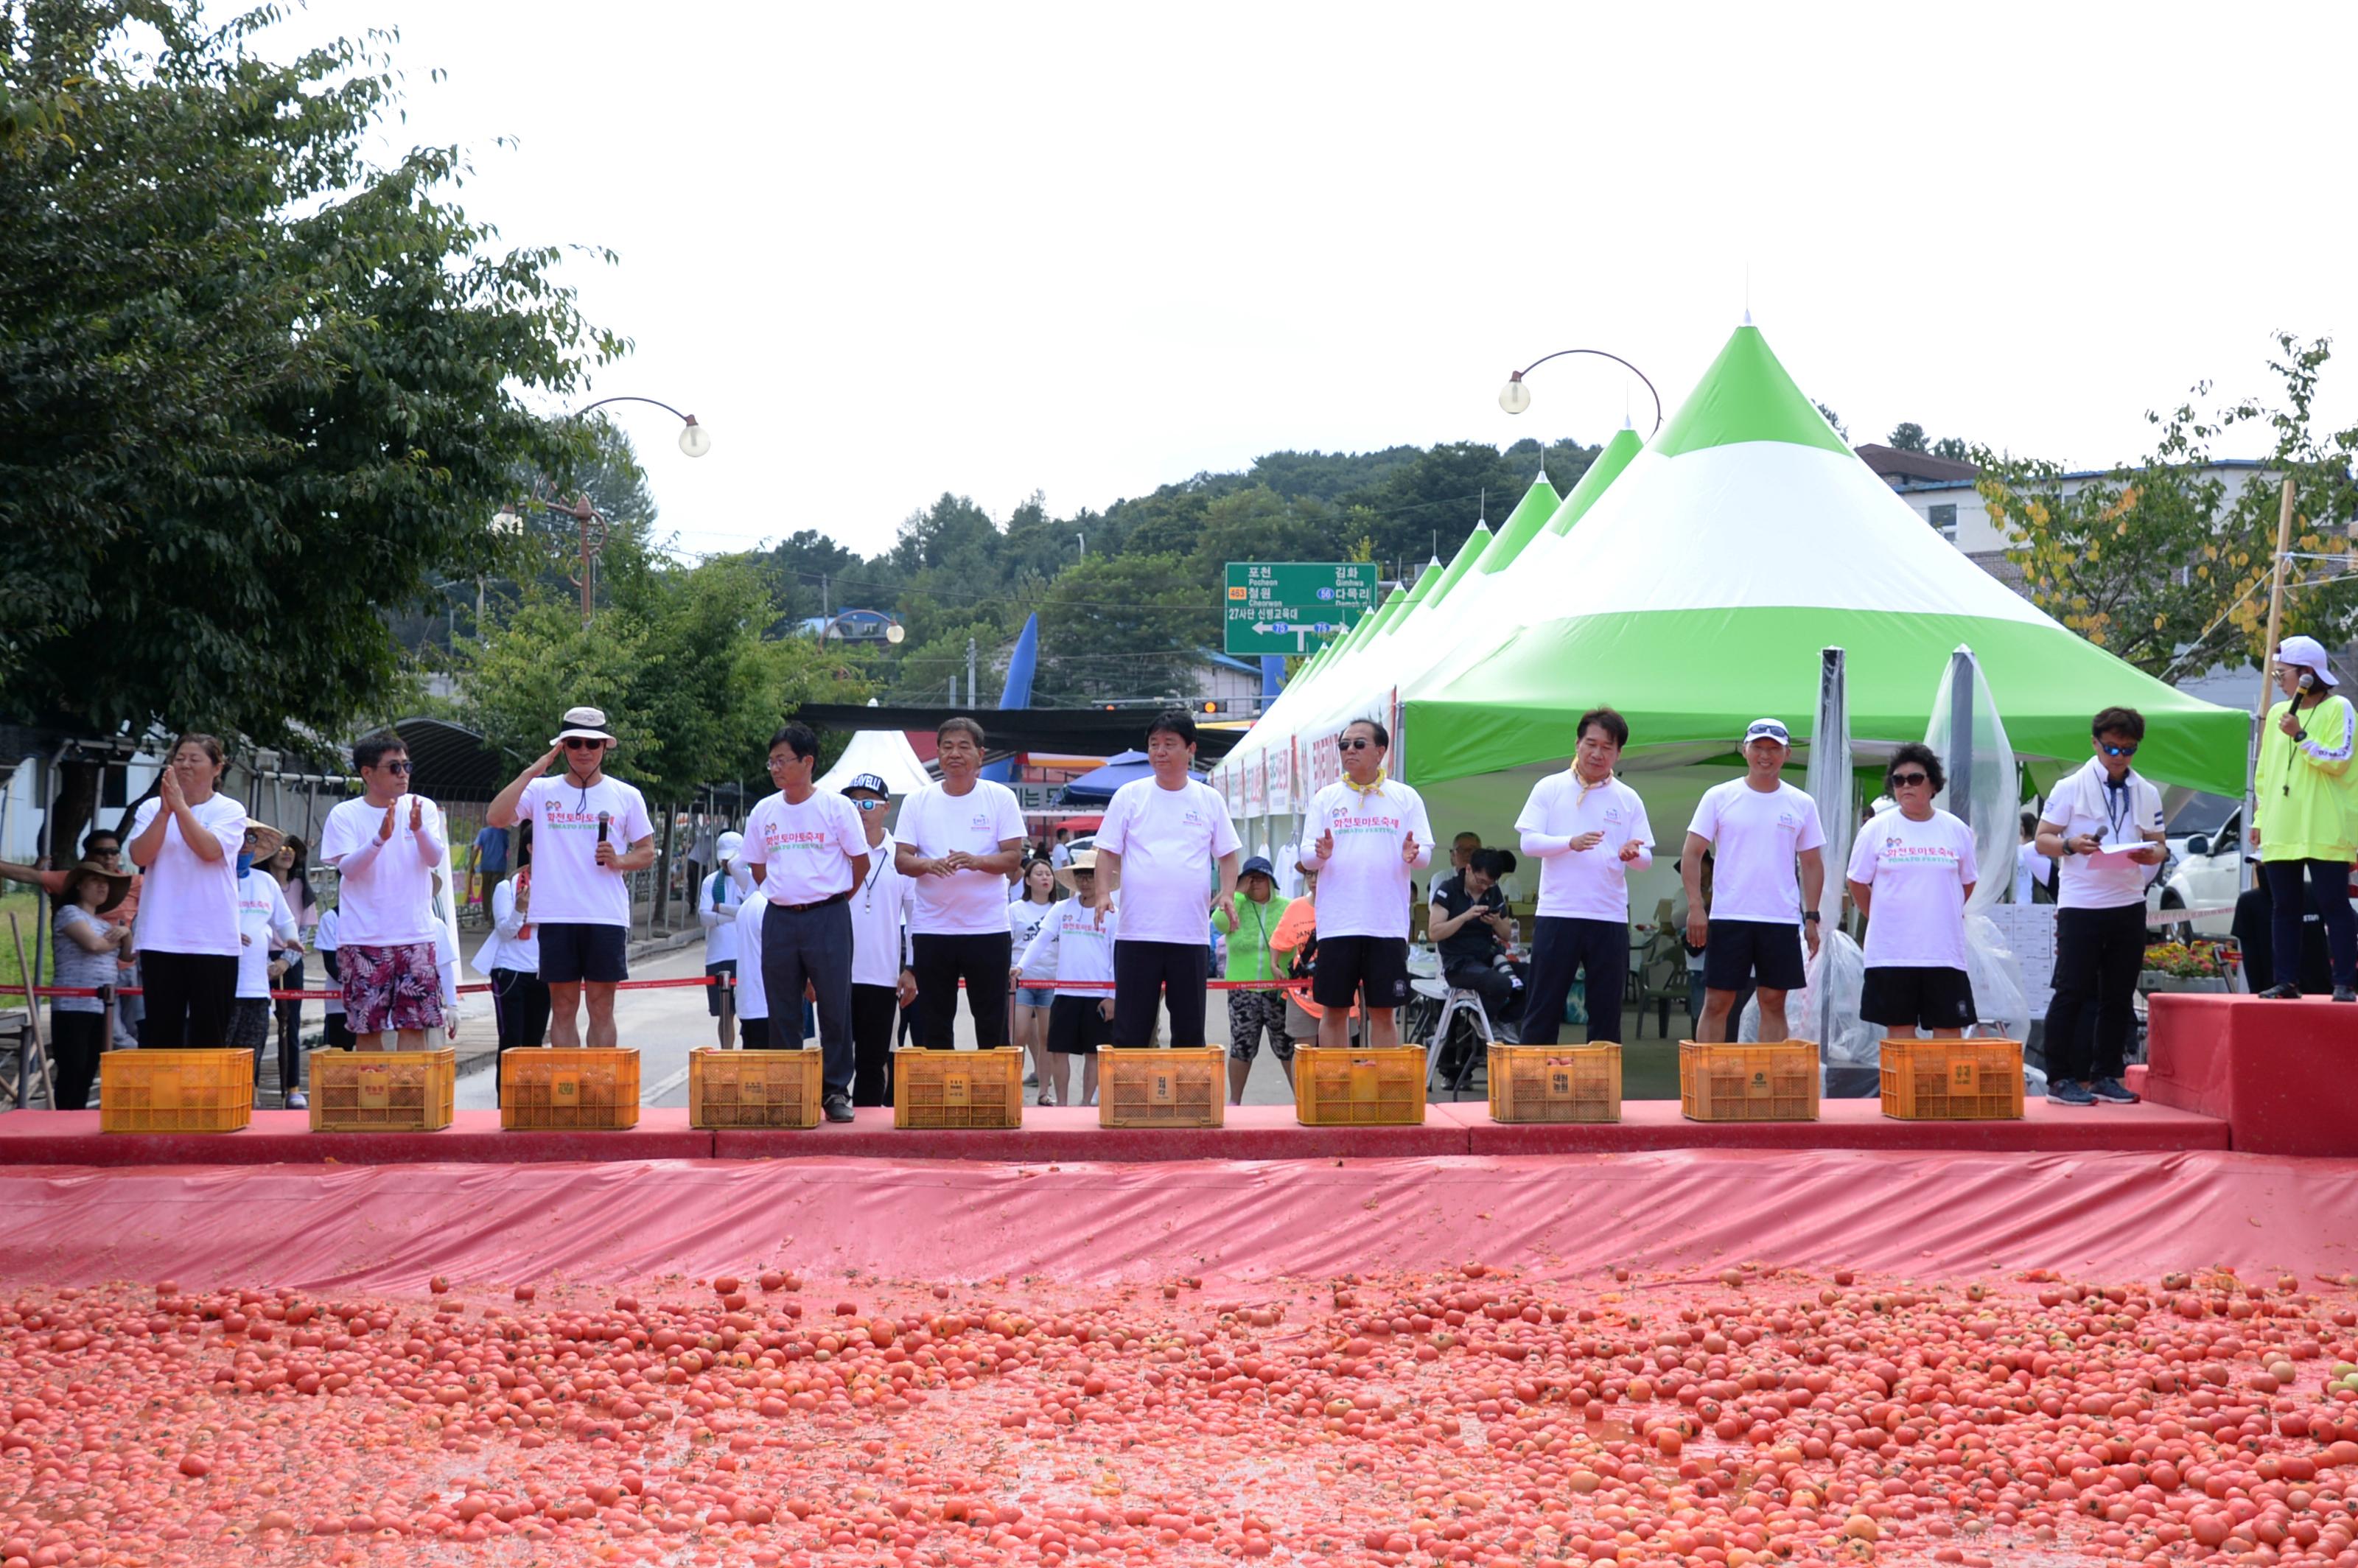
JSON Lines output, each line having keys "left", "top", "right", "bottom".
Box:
{"left": 759, "top": 898, "right": 856, "bottom": 1099}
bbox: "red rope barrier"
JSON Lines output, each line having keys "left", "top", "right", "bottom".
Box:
{"left": 15, "top": 976, "right": 1309, "bottom": 999}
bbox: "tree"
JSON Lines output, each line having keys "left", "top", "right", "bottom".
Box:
{"left": 1813, "top": 402, "right": 1850, "bottom": 440}
{"left": 1888, "top": 421, "right": 1928, "bottom": 452}
{"left": 1973, "top": 334, "right": 2358, "bottom": 675}
{"left": 1931, "top": 436, "right": 1974, "bottom": 463}
{"left": 1, "top": 1, "right": 618, "bottom": 785}
{"left": 1032, "top": 554, "right": 1217, "bottom": 705}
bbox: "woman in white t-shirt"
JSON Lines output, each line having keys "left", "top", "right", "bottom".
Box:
{"left": 1007, "top": 857, "right": 1062, "bottom": 1102}
{"left": 1844, "top": 743, "right": 1979, "bottom": 1039}
{"left": 124, "top": 733, "right": 252, "bottom": 1049}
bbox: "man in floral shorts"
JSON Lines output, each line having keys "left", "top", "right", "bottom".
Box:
{"left": 319, "top": 735, "right": 448, "bottom": 1050}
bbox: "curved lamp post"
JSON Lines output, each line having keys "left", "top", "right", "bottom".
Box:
{"left": 569, "top": 393, "right": 713, "bottom": 459}
{"left": 1498, "top": 348, "right": 1665, "bottom": 435}
{"left": 494, "top": 394, "right": 712, "bottom": 624}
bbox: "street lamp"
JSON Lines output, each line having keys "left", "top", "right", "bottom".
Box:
{"left": 567, "top": 394, "right": 713, "bottom": 459}
{"left": 1497, "top": 349, "right": 1665, "bottom": 434}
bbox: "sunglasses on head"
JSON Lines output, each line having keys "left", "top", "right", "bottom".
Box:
{"left": 562, "top": 737, "right": 604, "bottom": 751}
{"left": 1337, "top": 738, "right": 1376, "bottom": 752}
{"left": 1889, "top": 771, "right": 1929, "bottom": 787}
{"left": 2101, "top": 743, "right": 2138, "bottom": 758}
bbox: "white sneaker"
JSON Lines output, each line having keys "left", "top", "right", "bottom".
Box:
{"left": 285, "top": 1091, "right": 307, "bottom": 1110}
{"left": 1038, "top": 1086, "right": 1058, "bottom": 1107}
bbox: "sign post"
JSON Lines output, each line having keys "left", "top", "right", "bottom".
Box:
{"left": 1224, "top": 563, "right": 1377, "bottom": 656}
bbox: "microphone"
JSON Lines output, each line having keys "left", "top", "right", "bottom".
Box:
{"left": 596, "top": 812, "right": 611, "bottom": 845}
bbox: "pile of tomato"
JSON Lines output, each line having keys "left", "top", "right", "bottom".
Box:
{"left": 3, "top": 1259, "right": 2355, "bottom": 1567}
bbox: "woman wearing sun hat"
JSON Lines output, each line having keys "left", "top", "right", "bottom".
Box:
{"left": 49, "top": 858, "right": 134, "bottom": 1108}
{"left": 2253, "top": 634, "right": 2357, "bottom": 1001}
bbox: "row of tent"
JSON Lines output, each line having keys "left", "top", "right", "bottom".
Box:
{"left": 1208, "top": 322, "right": 2247, "bottom": 875}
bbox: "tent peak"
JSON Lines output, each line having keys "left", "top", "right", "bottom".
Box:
{"left": 1651, "top": 323, "right": 1851, "bottom": 461}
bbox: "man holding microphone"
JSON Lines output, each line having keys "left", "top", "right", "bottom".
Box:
{"left": 1299, "top": 718, "right": 1432, "bottom": 1049}
{"left": 320, "top": 735, "right": 447, "bottom": 1051}
{"left": 488, "top": 706, "right": 657, "bottom": 1050}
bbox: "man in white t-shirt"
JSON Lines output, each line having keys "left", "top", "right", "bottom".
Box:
{"left": 1682, "top": 718, "right": 1828, "bottom": 1043}
{"left": 697, "top": 830, "right": 745, "bottom": 1049}
{"left": 744, "top": 722, "right": 870, "bottom": 1122}
{"left": 486, "top": 706, "right": 657, "bottom": 1050}
{"left": 1299, "top": 717, "right": 1433, "bottom": 1049}
{"left": 318, "top": 734, "right": 448, "bottom": 1051}
{"left": 2035, "top": 706, "right": 2168, "bottom": 1106}
{"left": 895, "top": 716, "right": 1027, "bottom": 1050}
{"left": 1096, "top": 710, "right": 1241, "bottom": 1051}
{"left": 1515, "top": 706, "right": 1654, "bottom": 1044}
{"left": 841, "top": 774, "right": 917, "bottom": 1107}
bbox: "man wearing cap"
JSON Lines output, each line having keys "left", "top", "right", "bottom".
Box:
{"left": 1301, "top": 717, "right": 1432, "bottom": 1049}
{"left": 1096, "top": 709, "right": 1242, "bottom": 1051}
{"left": 697, "top": 830, "right": 747, "bottom": 1048}
{"left": 2035, "top": 707, "right": 2169, "bottom": 1103}
{"left": 896, "top": 716, "right": 1027, "bottom": 1050}
{"left": 1682, "top": 718, "right": 1827, "bottom": 1044}
{"left": 319, "top": 734, "right": 447, "bottom": 1051}
{"left": 1516, "top": 705, "right": 1653, "bottom": 1046}
{"left": 842, "top": 772, "right": 919, "bottom": 1105}
{"left": 488, "top": 707, "right": 657, "bottom": 1050}
{"left": 2253, "top": 636, "right": 2356, "bottom": 1001}
{"left": 1213, "top": 853, "right": 1292, "bottom": 1100}
{"left": 742, "top": 724, "right": 868, "bottom": 1121}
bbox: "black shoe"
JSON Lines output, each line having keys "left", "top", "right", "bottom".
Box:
{"left": 2048, "top": 1079, "right": 2095, "bottom": 1106}
{"left": 2088, "top": 1077, "right": 2141, "bottom": 1105}
{"left": 823, "top": 1093, "right": 855, "bottom": 1124}
{"left": 2336, "top": 986, "right": 2357, "bottom": 1004}
{"left": 2257, "top": 984, "right": 2303, "bottom": 999}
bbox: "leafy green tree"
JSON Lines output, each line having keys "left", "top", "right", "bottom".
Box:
{"left": 1, "top": 1, "right": 620, "bottom": 763}
{"left": 1888, "top": 422, "right": 1928, "bottom": 452}
{"left": 1813, "top": 402, "right": 1850, "bottom": 440}
{"left": 1931, "top": 436, "right": 1974, "bottom": 463}
{"left": 1032, "top": 554, "right": 1217, "bottom": 706}
{"left": 1973, "top": 334, "right": 2358, "bottom": 673}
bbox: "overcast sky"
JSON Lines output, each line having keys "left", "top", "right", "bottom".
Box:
{"left": 259, "top": 3, "right": 2358, "bottom": 566}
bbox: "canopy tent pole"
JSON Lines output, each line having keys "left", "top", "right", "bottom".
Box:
{"left": 1809, "top": 647, "right": 1853, "bottom": 1051}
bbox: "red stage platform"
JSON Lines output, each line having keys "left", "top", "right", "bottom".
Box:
{"left": 2139, "top": 993, "right": 2358, "bottom": 1156}
{"left": 0, "top": 1096, "right": 2229, "bottom": 1166}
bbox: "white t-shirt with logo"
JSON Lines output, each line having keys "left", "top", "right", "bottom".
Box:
{"left": 234, "top": 869, "right": 298, "bottom": 999}
{"left": 517, "top": 774, "right": 655, "bottom": 927}
{"left": 1096, "top": 777, "right": 1242, "bottom": 945}
{"left": 896, "top": 780, "right": 1027, "bottom": 937}
{"left": 130, "top": 791, "right": 248, "bottom": 957}
{"left": 851, "top": 833, "right": 916, "bottom": 989}
{"left": 734, "top": 892, "right": 769, "bottom": 1021}
{"left": 1845, "top": 807, "right": 1978, "bottom": 970}
{"left": 1303, "top": 777, "right": 1435, "bottom": 940}
{"left": 1514, "top": 770, "right": 1656, "bottom": 922}
{"left": 1010, "top": 895, "right": 1060, "bottom": 981}
{"left": 318, "top": 794, "right": 446, "bottom": 947}
{"left": 1687, "top": 779, "right": 1828, "bottom": 925}
{"left": 742, "top": 789, "right": 866, "bottom": 906}
{"left": 2042, "top": 757, "right": 2166, "bottom": 911}
{"left": 1018, "top": 900, "right": 1121, "bottom": 999}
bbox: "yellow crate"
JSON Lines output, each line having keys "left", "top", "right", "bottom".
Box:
{"left": 690, "top": 1048, "right": 823, "bottom": 1129}
{"left": 500, "top": 1047, "right": 641, "bottom": 1130}
{"left": 307, "top": 1049, "right": 455, "bottom": 1133}
{"left": 1096, "top": 1046, "right": 1227, "bottom": 1129}
{"left": 1294, "top": 1046, "right": 1427, "bottom": 1126}
{"left": 1488, "top": 1043, "right": 1622, "bottom": 1124}
{"left": 1679, "top": 1040, "right": 1820, "bottom": 1122}
{"left": 893, "top": 1048, "right": 1024, "bottom": 1130}
{"left": 100, "top": 1049, "right": 253, "bottom": 1134}
{"left": 1880, "top": 1037, "right": 2024, "bottom": 1120}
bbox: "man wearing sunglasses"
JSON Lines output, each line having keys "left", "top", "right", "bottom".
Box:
{"left": 1300, "top": 718, "right": 1432, "bottom": 1048}
{"left": 488, "top": 706, "right": 657, "bottom": 1049}
{"left": 319, "top": 734, "right": 449, "bottom": 1051}
{"left": 2035, "top": 706, "right": 2167, "bottom": 1105}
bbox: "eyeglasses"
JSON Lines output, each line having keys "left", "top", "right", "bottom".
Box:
{"left": 2101, "top": 743, "right": 2138, "bottom": 758}
{"left": 561, "top": 738, "right": 604, "bottom": 751}
{"left": 379, "top": 760, "right": 413, "bottom": 774}
{"left": 765, "top": 755, "right": 801, "bottom": 771}
{"left": 1337, "top": 738, "right": 1376, "bottom": 752}
{"left": 850, "top": 798, "right": 886, "bottom": 812}
{"left": 1889, "top": 771, "right": 1930, "bottom": 787}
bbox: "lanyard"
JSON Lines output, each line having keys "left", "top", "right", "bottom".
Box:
{"left": 2098, "top": 773, "right": 2133, "bottom": 841}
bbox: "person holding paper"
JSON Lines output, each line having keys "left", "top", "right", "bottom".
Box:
{"left": 2035, "top": 707, "right": 2168, "bottom": 1105}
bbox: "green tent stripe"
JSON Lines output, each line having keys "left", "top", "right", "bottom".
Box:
{"left": 1649, "top": 326, "right": 1853, "bottom": 460}
{"left": 1404, "top": 522, "right": 1492, "bottom": 618}
{"left": 1404, "top": 606, "right": 2246, "bottom": 795}
{"left": 1539, "top": 425, "right": 1645, "bottom": 540}
{"left": 1477, "top": 477, "right": 1560, "bottom": 572}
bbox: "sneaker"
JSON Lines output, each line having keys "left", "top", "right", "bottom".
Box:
{"left": 2088, "top": 1077, "right": 2141, "bottom": 1105}
{"left": 822, "top": 1093, "right": 856, "bottom": 1124}
{"left": 284, "top": 1091, "right": 307, "bottom": 1110}
{"left": 2048, "top": 1079, "right": 2095, "bottom": 1107}
{"left": 2256, "top": 984, "right": 2303, "bottom": 1000}
{"left": 2335, "top": 987, "right": 2357, "bottom": 1004}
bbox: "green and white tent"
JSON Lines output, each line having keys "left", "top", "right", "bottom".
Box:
{"left": 1399, "top": 323, "right": 2249, "bottom": 797}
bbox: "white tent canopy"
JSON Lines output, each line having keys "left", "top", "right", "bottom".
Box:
{"left": 816, "top": 729, "right": 934, "bottom": 796}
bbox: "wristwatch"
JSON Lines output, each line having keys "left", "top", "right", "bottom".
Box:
{"left": 2295, "top": 727, "right": 2309, "bottom": 743}
{"left": 1802, "top": 912, "right": 1822, "bottom": 924}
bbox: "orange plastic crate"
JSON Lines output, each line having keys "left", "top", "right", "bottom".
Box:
{"left": 1679, "top": 1040, "right": 1820, "bottom": 1121}
{"left": 690, "top": 1047, "right": 823, "bottom": 1129}
{"left": 307, "top": 1048, "right": 455, "bottom": 1133}
{"left": 99, "top": 1049, "right": 253, "bottom": 1134}
{"left": 500, "top": 1047, "right": 641, "bottom": 1130}
{"left": 893, "top": 1048, "right": 1024, "bottom": 1130}
{"left": 1096, "top": 1046, "right": 1227, "bottom": 1128}
{"left": 1880, "top": 1038, "right": 2023, "bottom": 1120}
{"left": 1294, "top": 1046, "right": 1427, "bottom": 1126}
{"left": 1488, "top": 1043, "right": 1622, "bottom": 1124}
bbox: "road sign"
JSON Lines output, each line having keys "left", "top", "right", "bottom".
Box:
{"left": 1223, "top": 562, "right": 1378, "bottom": 654}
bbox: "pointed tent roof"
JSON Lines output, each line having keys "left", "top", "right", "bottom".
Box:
{"left": 1542, "top": 424, "right": 1645, "bottom": 537}
{"left": 1476, "top": 472, "right": 1562, "bottom": 573}
{"left": 1402, "top": 323, "right": 2246, "bottom": 794}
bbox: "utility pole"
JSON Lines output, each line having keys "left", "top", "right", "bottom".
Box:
{"left": 820, "top": 574, "right": 829, "bottom": 616}
{"left": 967, "top": 637, "right": 979, "bottom": 707}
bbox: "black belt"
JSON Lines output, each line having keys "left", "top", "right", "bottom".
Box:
{"left": 774, "top": 889, "right": 851, "bottom": 914}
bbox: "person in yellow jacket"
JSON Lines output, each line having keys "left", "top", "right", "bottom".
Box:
{"left": 2253, "top": 634, "right": 2357, "bottom": 1001}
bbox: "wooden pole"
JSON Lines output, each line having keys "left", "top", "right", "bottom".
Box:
{"left": 2243, "top": 479, "right": 2298, "bottom": 890}
{"left": 9, "top": 912, "right": 54, "bottom": 1110}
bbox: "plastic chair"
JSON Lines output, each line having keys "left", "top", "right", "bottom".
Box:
{"left": 1631, "top": 930, "right": 1692, "bottom": 1039}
